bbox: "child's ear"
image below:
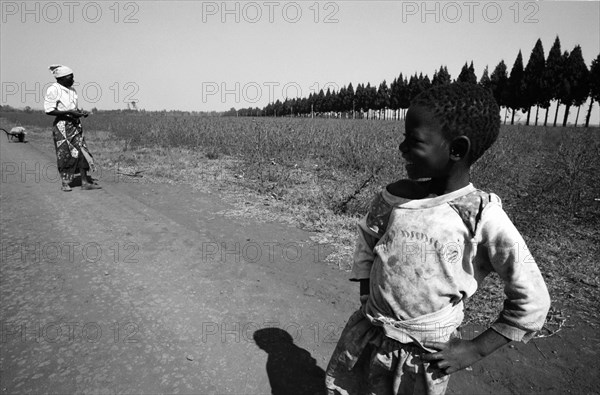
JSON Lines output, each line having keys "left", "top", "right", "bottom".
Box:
{"left": 449, "top": 136, "right": 471, "bottom": 161}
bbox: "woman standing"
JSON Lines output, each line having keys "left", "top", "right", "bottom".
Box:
{"left": 44, "top": 64, "right": 101, "bottom": 191}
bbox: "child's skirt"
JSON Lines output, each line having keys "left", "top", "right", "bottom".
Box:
{"left": 325, "top": 309, "right": 451, "bottom": 395}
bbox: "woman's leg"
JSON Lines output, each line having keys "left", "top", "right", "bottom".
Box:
{"left": 53, "top": 120, "right": 78, "bottom": 191}
{"left": 75, "top": 130, "right": 101, "bottom": 190}
{"left": 80, "top": 164, "right": 101, "bottom": 189}
{"left": 81, "top": 169, "right": 101, "bottom": 189}
{"left": 60, "top": 172, "right": 73, "bottom": 191}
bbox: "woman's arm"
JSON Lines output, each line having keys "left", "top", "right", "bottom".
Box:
{"left": 46, "top": 109, "right": 88, "bottom": 118}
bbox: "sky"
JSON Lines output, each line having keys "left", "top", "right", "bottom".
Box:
{"left": 1, "top": 0, "right": 599, "bottom": 123}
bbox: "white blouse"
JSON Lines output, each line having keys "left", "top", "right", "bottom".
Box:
{"left": 44, "top": 82, "right": 78, "bottom": 113}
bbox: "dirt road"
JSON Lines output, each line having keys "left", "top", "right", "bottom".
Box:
{"left": 1, "top": 136, "right": 598, "bottom": 394}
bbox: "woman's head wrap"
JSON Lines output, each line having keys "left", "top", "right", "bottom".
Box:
{"left": 49, "top": 65, "right": 73, "bottom": 79}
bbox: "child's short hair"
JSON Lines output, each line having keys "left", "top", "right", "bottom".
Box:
{"left": 411, "top": 83, "right": 500, "bottom": 164}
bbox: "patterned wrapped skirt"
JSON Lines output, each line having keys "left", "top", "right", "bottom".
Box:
{"left": 52, "top": 116, "right": 95, "bottom": 182}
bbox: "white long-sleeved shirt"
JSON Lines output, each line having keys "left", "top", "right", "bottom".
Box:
{"left": 353, "top": 183, "right": 551, "bottom": 343}
{"left": 44, "top": 82, "right": 78, "bottom": 113}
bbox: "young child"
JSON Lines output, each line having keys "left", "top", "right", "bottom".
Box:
{"left": 325, "top": 83, "right": 551, "bottom": 395}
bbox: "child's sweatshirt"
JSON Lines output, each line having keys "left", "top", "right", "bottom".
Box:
{"left": 352, "top": 183, "right": 550, "bottom": 345}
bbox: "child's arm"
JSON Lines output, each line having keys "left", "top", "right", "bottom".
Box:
{"left": 422, "top": 328, "right": 510, "bottom": 374}
{"left": 359, "top": 279, "right": 370, "bottom": 295}
{"left": 358, "top": 279, "right": 370, "bottom": 305}
{"left": 425, "top": 201, "right": 550, "bottom": 375}
{"left": 352, "top": 225, "right": 377, "bottom": 304}
{"left": 351, "top": 190, "right": 393, "bottom": 302}
{"left": 480, "top": 203, "right": 551, "bottom": 342}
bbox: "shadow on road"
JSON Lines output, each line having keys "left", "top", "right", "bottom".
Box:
{"left": 68, "top": 174, "right": 100, "bottom": 187}
{"left": 254, "top": 327, "right": 327, "bottom": 395}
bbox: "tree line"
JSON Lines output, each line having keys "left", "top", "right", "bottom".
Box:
{"left": 231, "top": 36, "right": 600, "bottom": 128}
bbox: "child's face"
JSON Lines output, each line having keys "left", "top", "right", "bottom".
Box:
{"left": 400, "top": 106, "right": 451, "bottom": 180}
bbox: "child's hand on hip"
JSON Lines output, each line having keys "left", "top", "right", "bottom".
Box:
{"left": 421, "top": 338, "right": 483, "bottom": 376}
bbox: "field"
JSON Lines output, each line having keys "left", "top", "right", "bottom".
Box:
{"left": 2, "top": 111, "right": 599, "bottom": 329}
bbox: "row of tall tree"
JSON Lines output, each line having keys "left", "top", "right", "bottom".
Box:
{"left": 490, "top": 37, "right": 598, "bottom": 127}
{"left": 234, "top": 36, "right": 599, "bottom": 127}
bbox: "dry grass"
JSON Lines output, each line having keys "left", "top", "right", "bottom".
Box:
{"left": 3, "top": 112, "right": 599, "bottom": 327}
